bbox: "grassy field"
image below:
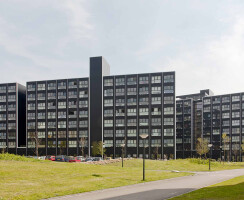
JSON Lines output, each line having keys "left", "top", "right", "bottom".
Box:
{"left": 171, "top": 175, "right": 244, "bottom": 200}
{"left": 0, "top": 154, "right": 243, "bottom": 200}
{"left": 109, "top": 158, "right": 244, "bottom": 171}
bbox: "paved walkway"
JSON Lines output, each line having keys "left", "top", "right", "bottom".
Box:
{"left": 46, "top": 169, "right": 244, "bottom": 200}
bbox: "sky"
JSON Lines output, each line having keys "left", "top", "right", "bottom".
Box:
{"left": 0, "top": 0, "right": 244, "bottom": 96}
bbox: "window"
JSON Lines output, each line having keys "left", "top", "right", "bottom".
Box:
{"left": 28, "top": 113, "right": 35, "bottom": 120}
{"left": 28, "top": 84, "right": 36, "bottom": 91}
{"left": 127, "top": 118, "right": 137, "bottom": 126}
{"left": 68, "top": 131, "right": 77, "bottom": 138}
{"left": 139, "top": 87, "right": 148, "bottom": 95}
{"left": 68, "top": 80, "right": 77, "bottom": 88}
{"left": 139, "top": 108, "right": 149, "bottom": 116}
{"left": 69, "top": 91, "right": 77, "bottom": 98}
{"left": 139, "top": 76, "right": 149, "bottom": 84}
{"left": 164, "top": 139, "right": 174, "bottom": 147}
{"left": 116, "top": 78, "right": 125, "bottom": 86}
{"left": 79, "top": 110, "right": 88, "bottom": 118}
{"left": 0, "top": 132, "right": 6, "bottom": 139}
{"left": 58, "top": 111, "right": 66, "bottom": 118}
{"left": 116, "top": 119, "right": 125, "bottom": 127}
{"left": 232, "top": 95, "right": 240, "bottom": 102}
{"left": 164, "top": 96, "right": 173, "bottom": 104}
{"left": 104, "top": 140, "right": 113, "bottom": 147}
{"left": 58, "top": 91, "right": 66, "bottom": 99}
{"left": 164, "top": 75, "right": 174, "bottom": 83}
{"left": 204, "top": 98, "right": 211, "bottom": 105}
{"left": 139, "top": 97, "right": 148, "bottom": 105}
{"left": 222, "top": 120, "right": 230, "bottom": 126}
{"left": 69, "top": 140, "right": 77, "bottom": 148}
{"left": 127, "top": 129, "right": 136, "bottom": 137}
{"left": 37, "top": 93, "right": 45, "bottom": 100}
{"left": 232, "top": 103, "right": 240, "bottom": 110}
{"left": 79, "top": 80, "right": 88, "bottom": 88}
{"left": 58, "top": 101, "right": 66, "bottom": 109}
{"left": 164, "top": 118, "right": 174, "bottom": 126}
{"left": 79, "top": 100, "right": 88, "bottom": 108}
{"left": 152, "top": 87, "right": 161, "bottom": 94}
{"left": 164, "top": 107, "right": 173, "bottom": 115}
{"left": 27, "top": 122, "right": 35, "bottom": 129}
{"left": 116, "top": 130, "right": 125, "bottom": 137}
{"left": 104, "top": 79, "right": 113, "bottom": 86}
{"left": 151, "top": 118, "right": 161, "bottom": 126}
{"left": 222, "top": 96, "right": 230, "bottom": 103}
{"left": 37, "top": 112, "right": 45, "bottom": 119}
{"left": 164, "top": 128, "right": 173, "bottom": 136}
{"left": 104, "top": 99, "right": 113, "bottom": 107}
{"left": 104, "top": 89, "right": 113, "bottom": 96}
{"left": 79, "top": 120, "right": 88, "bottom": 128}
{"left": 104, "top": 130, "right": 113, "bottom": 137}
{"left": 104, "top": 120, "right": 113, "bottom": 127}
{"left": 232, "top": 112, "right": 240, "bottom": 118}
{"left": 127, "top": 98, "right": 136, "bottom": 105}
{"left": 48, "top": 82, "right": 56, "bottom": 90}
{"left": 79, "top": 91, "right": 88, "bottom": 98}
{"left": 48, "top": 92, "right": 56, "bottom": 99}
{"left": 151, "top": 76, "right": 161, "bottom": 83}
{"left": 164, "top": 86, "right": 174, "bottom": 93}
{"left": 151, "top": 139, "right": 161, "bottom": 147}
{"left": 69, "top": 121, "right": 77, "bottom": 128}
{"left": 79, "top": 130, "right": 88, "bottom": 138}
{"left": 127, "top": 108, "right": 136, "bottom": 116}
{"left": 58, "top": 121, "right": 66, "bottom": 128}
{"left": 37, "top": 83, "right": 45, "bottom": 91}
{"left": 48, "top": 141, "right": 56, "bottom": 148}
{"left": 68, "top": 100, "right": 77, "bottom": 108}
{"left": 213, "top": 129, "right": 220, "bottom": 135}
{"left": 104, "top": 109, "right": 113, "bottom": 117}
{"left": 232, "top": 128, "right": 240, "bottom": 134}
{"left": 58, "top": 141, "right": 66, "bottom": 147}
{"left": 37, "top": 122, "right": 45, "bottom": 129}
{"left": 48, "top": 131, "right": 56, "bottom": 138}
{"left": 116, "top": 98, "right": 125, "bottom": 106}
{"left": 139, "top": 118, "right": 149, "bottom": 126}
{"left": 58, "top": 81, "right": 66, "bottom": 89}
{"left": 127, "top": 140, "right": 137, "bottom": 147}
{"left": 116, "top": 88, "right": 125, "bottom": 96}
{"left": 152, "top": 107, "right": 161, "bottom": 115}
{"left": 222, "top": 104, "right": 230, "bottom": 111}
{"left": 58, "top": 131, "right": 66, "bottom": 138}
{"left": 232, "top": 120, "right": 240, "bottom": 126}
{"left": 127, "top": 87, "right": 136, "bottom": 95}
{"left": 152, "top": 129, "right": 161, "bottom": 136}
{"left": 127, "top": 77, "right": 137, "bottom": 85}
{"left": 28, "top": 103, "right": 35, "bottom": 110}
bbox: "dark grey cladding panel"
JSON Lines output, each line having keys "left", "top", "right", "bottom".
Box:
{"left": 89, "top": 57, "right": 110, "bottom": 146}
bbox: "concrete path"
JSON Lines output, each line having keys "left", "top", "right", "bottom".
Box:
{"left": 46, "top": 169, "right": 244, "bottom": 200}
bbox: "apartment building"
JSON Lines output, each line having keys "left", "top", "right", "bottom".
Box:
{"left": 0, "top": 83, "right": 26, "bottom": 154}
{"left": 103, "top": 72, "right": 176, "bottom": 159}
{"left": 26, "top": 78, "right": 89, "bottom": 156}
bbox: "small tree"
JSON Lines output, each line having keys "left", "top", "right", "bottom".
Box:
{"left": 222, "top": 133, "right": 230, "bottom": 162}
{"left": 196, "top": 137, "right": 209, "bottom": 159}
{"left": 59, "top": 141, "right": 66, "bottom": 155}
{"left": 241, "top": 140, "right": 244, "bottom": 153}
{"left": 30, "top": 132, "right": 41, "bottom": 156}
{"left": 91, "top": 141, "right": 106, "bottom": 157}
{"left": 153, "top": 147, "right": 159, "bottom": 160}
{"left": 79, "top": 137, "right": 86, "bottom": 157}
{"left": 232, "top": 142, "right": 239, "bottom": 162}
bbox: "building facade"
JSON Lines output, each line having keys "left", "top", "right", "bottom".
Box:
{"left": 0, "top": 83, "right": 26, "bottom": 154}
{"left": 103, "top": 72, "right": 176, "bottom": 159}
{"left": 26, "top": 78, "right": 89, "bottom": 156}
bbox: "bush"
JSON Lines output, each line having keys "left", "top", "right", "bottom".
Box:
{"left": 0, "top": 153, "right": 43, "bottom": 162}
{"left": 188, "top": 158, "right": 215, "bottom": 165}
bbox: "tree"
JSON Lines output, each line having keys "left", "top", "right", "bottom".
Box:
{"left": 241, "top": 140, "right": 244, "bottom": 153}
{"left": 59, "top": 141, "right": 66, "bottom": 155}
{"left": 232, "top": 142, "right": 239, "bottom": 162}
{"left": 30, "top": 132, "right": 42, "bottom": 156}
{"left": 153, "top": 147, "right": 159, "bottom": 160}
{"left": 91, "top": 141, "right": 106, "bottom": 157}
{"left": 79, "top": 137, "right": 86, "bottom": 157}
{"left": 196, "top": 137, "right": 209, "bottom": 159}
{"left": 222, "top": 133, "right": 230, "bottom": 162}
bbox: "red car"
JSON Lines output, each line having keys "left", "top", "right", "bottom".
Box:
{"left": 67, "top": 156, "right": 81, "bottom": 163}
{"left": 46, "top": 155, "right": 55, "bottom": 161}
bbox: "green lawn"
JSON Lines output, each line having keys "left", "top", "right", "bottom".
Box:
{"left": 109, "top": 158, "right": 244, "bottom": 171}
{"left": 0, "top": 155, "right": 243, "bottom": 200}
{"left": 0, "top": 157, "right": 190, "bottom": 200}
{"left": 171, "top": 175, "right": 244, "bottom": 200}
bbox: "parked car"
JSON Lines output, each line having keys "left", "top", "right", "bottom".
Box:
{"left": 46, "top": 155, "right": 55, "bottom": 161}
{"left": 85, "top": 157, "right": 94, "bottom": 162}
{"left": 106, "top": 157, "right": 112, "bottom": 160}
{"left": 64, "top": 156, "right": 81, "bottom": 162}
{"left": 76, "top": 156, "right": 85, "bottom": 162}
{"left": 55, "top": 155, "right": 66, "bottom": 162}
{"left": 93, "top": 157, "right": 103, "bottom": 161}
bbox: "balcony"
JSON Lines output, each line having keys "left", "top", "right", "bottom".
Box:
{"left": 79, "top": 94, "right": 88, "bottom": 98}
{"left": 0, "top": 89, "right": 6, "bottom": 93}
{"left": 139, "top": 112, "right": 148, "bottom": 116}
{"left": 127, "top": 81, "right": 137, "bottom": 85}
{"left": 79, "top": 114, "right": 88, "bottom": 118}
{"left": 27, "top": 87, "right": 35, "bottom": 91}
{"left": 139, "top": 80, "right": 149, "bottom": 84}
{"left": 0, "top": 117, "right": 6, "bottom": 121}
{"left": 58, "top": 85, "right": 66, "bottom": 90}
{"left": 116, "top": 113, "right": 125, "bottom": 117}
{"left": 127, "top": 113, "right": 136, "bottom": 116}
{"left": 37, "top": 87, "right": 45, "bottom": 91}
{"left": 116, "top": 103, "right": 125, "bottom": 106}
{"left": 152, "top": 111, "right": 161, "bottom": 115}
{"left": 58, "top": 96, "right": 66, "bottom": 99}
{"left": 69, "top": 115, "right": 77, "bottom": 119}
{"left": 139, "top": 122, "right": 148, "bottom": 126}
{"left": 127, "top": 92, "right": 136, "bottom": 96}
{"left": 116, "top": 92, "right": 125, "bottom": 96}
{"left": 127, "top": 123, "right": 137, "bottom": 126}
{"left": 0, "top": 99, "right": 6, "bottom": 102}
{"left": 48, "top": 86, "right": 56, "bottom": 90}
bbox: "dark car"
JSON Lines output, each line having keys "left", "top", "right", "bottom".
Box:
{"left": 55, "top": 155, "right": 66, "bottom": 162}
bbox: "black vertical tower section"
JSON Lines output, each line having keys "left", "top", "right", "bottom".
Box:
{"left": 89, "top": 57, "right": 110, "bottom": 156}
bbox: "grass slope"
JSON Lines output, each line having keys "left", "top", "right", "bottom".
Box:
{"left": 109, "top": 158, "right": 244, "bottom": 171}
{"left": 0, "top": 155, "right": 190, "bottom": 200}
{"left": 171, "top": 175, "right": 244, "bottom": 200}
